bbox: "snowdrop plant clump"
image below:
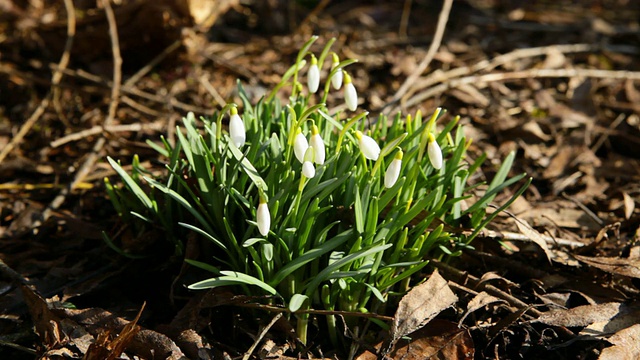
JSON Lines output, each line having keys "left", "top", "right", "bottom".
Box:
{"left": 105, "top": 36, "right": 529, "bottom": 348}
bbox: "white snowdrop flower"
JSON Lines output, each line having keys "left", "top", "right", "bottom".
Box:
{"left": 330, "top": 53, "right": 343, "bottom": 90}
{"left": 343, "top": 72, "right": 358, "bottom": 111}
{"left": 229, "top": 106, "right": 245, "bottom": 147}
{"left": 427, "top": 133, "right": 443, "bottom": 170}
{"left": 302, "top": 161, "right": 316, "bottom": 179}
{"left": 294, "top": 129, "right": 309, "bottom": 164}
{"left": 309, "top": 124, "right": 325, "bottom": 165}
{"left": 307, "top": 54, "right": 320, "bottom": 94}
{"left": 301, "top": 146, "right": 316, "bottom": 178}
{"left": 257, "top": 197, "right": 270, "bottom": 237}
{"left": 355, "top": 130, "right": 380, "bottom": 161}
{"left": 384, "top": 150, "right": 403, "bottom": 188}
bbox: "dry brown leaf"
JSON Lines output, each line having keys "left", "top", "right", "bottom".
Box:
{"left": 187, "top": 0, "right": 238, "bottom": 28}
{"left": 391, "top": 320, "right": 474, "bottom": 360}
{"left": 513, "top": 217, "right": 553, "bottom": 263}
{"left": 357, "top": 320, "right": 474, "bottom": 360}
{"left": 543, "top": 146, "right": 573, "bottom": 179}
{"left": 582, "top": 304, "right": 640, "bottom": 336}
{"left": 21, "top": 285, "right": 64, "bottom": 348}
{"left": 487, "top": 305, "right": 531, "bottom": 339}
{"left": 574, "top": 255, "right": 640, "bottom": 279}
{"left": 535, "top": 302, "right": 622, "bottom": 327}
{"left": 536, "top": 292, "right": 571, "bottom": 308}
{"left": 522, "top": 120, "right": 552, "bottom": 141}
{"left": 521, "top": 206, "right": 602, "bottom": 231}
{"left": 85, "top": 303, "right": 143, "bottom": 360}
{"left": 598, "top": 324, "right": 640, "bottom": 360}
{"left": 459, "top": 291, "right": 508, "bottom": 325}
{"left": 478, "top": 272, "right": 517, "bottom": 288}
{"left": 389, "top": 269, "right": 458, "bottom": 346}
{"left": 55, "top": 307, "right": 185, "bottom": 359}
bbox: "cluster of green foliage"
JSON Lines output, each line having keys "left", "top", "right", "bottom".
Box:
{"left": 105, "top": 36, "right": 529, "bottom": 346}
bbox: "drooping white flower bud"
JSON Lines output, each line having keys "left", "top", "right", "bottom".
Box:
{"left": 384, "top": 150, "right": 403, "bottom": 188}
{"left": 355, "top": 130, "right": 380, "bottom": 161}
{"left": 309, "top": 124, "right": 325, "bottom": 165}
{"left": 330, "top": 53, "right": 343, "bottom": 90}
{"left": 343, "top": 72, "right": 358, "bottom": 111}
{"left": 294, "top": 128, "right": 309, "bottom": 164}
{"left": 302, "top": 146, "right": 316, "bottom": 178}
{"left": 427, "top": 133, "right": 443, "bottom": 170}
{"left": 257, "top": 197, "right": 270, "bottom": 237}
{"left": 307, "top": 54, "right": 320, "bottom": 94}
{"left": 229, "top": 106, "right": 246, "bottom": 147}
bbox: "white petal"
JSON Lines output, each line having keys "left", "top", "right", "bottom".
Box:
{"left": 229, "top": 113, "right": 245, "bottom": 147}
{"left": 428, "top": 139, "right": 443, "bottom": 170}
{"left": 384, "top": 158, "right": 402, "bottom": 188}
{"left": 344, "top": 83, "right": 358, "bottom": 111}
{"left": 309, "top": 133, "right": 325, "bottom": 165}
{"left": 358, "top": 133, "right": 380, "bottom": 161}
{"left": 294, "top": 132, "right": 309, "bottom": 163}
{"left": 257, "top": 202, "right": 270, "bottom": 236}
{"left": 331, "top": 68, "right": 343, "bottom": 90}
{"left": 302, "top": 161, "right": 316, "bottom": 178}
{"left": 308, "top": 64, "right": 320, "bottom": 93}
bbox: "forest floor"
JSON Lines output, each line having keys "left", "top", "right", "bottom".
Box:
{"left": 1, "top": 0, "right": 640, "bottom": 359}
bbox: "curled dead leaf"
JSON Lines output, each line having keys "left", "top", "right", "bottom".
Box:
{"left": 459, "top": 291, "right": 508, "bottom": 325}
{"left": 574, "top": 255, "right": 640, "bottom": 279}
{"left": 389, "top": 269, "right": 458, "bottom": 350}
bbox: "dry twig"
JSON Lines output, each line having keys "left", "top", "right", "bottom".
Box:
{"left": 50, "top": 123, "right": 165, "bottom": 148}
{"left": 242, "top": 313, "right": 283, "bottom": 360}
{"left": 46, "top": 0, "right": 122, "bottom": 217}
{"left": 404, "top": 67, "right": 640, "bottom": 109}
{"left": 432, "top": 259, "right": 543, "bottom": 318}
{"left": 0, "top": 0, "right": 76, "bottom": 165}
{"left": 387, "top": 0, "right": 453, "bottom": 108}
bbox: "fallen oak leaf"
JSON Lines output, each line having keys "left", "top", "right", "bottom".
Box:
{"left": 598, "top": 323, "right": 640, "bottom": 360}
{"left": 534, "top": 302, "right": 622, "bottom": 327}
{"left": 387, "top": 268, "right": 458, "bottom": 354}
{"left": 574, "top": 255, "right": 640, "bottom": 279}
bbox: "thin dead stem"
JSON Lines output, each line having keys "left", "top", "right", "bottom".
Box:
{"left": 242, "top": 313, "right": 283, "bottom": 360}
{"left": 404, "top": 67, "right": 640, "bottom": 109}
{"left": 0, "top": 0, "right": 76, "bottom": 165}
{"left": 45, "top": 0, "right": 122, "bottom": 217}
{"left": 432, "top": 260, "right": 543, "bottom": 318}
{"left": 389, "top": 0, "right": 453, "bottom": 106}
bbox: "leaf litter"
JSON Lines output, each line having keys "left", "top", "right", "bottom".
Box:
{"left": 1, "top": 0, "right": 640, "bottom": 358}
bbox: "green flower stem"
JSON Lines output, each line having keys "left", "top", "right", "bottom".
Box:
{"left": 291, "top": 36, "right": 318, "bottom": 98}
{"left": 266, "top": 60, "right": 307, "bottom": 103}
{"left": 335, "top": 111, "right": 368, "bottom": 153}
{"left": 321, "top": 59, "right": 358, "bottom": 105}
{"left": 216, "top": 103, "right": 237, "bottom": 143}
{"left": 317, "top": 37, "right": 336, "bottom": 72}
{"left": 297, "top": 312, "right": 310, "bottom": 345}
